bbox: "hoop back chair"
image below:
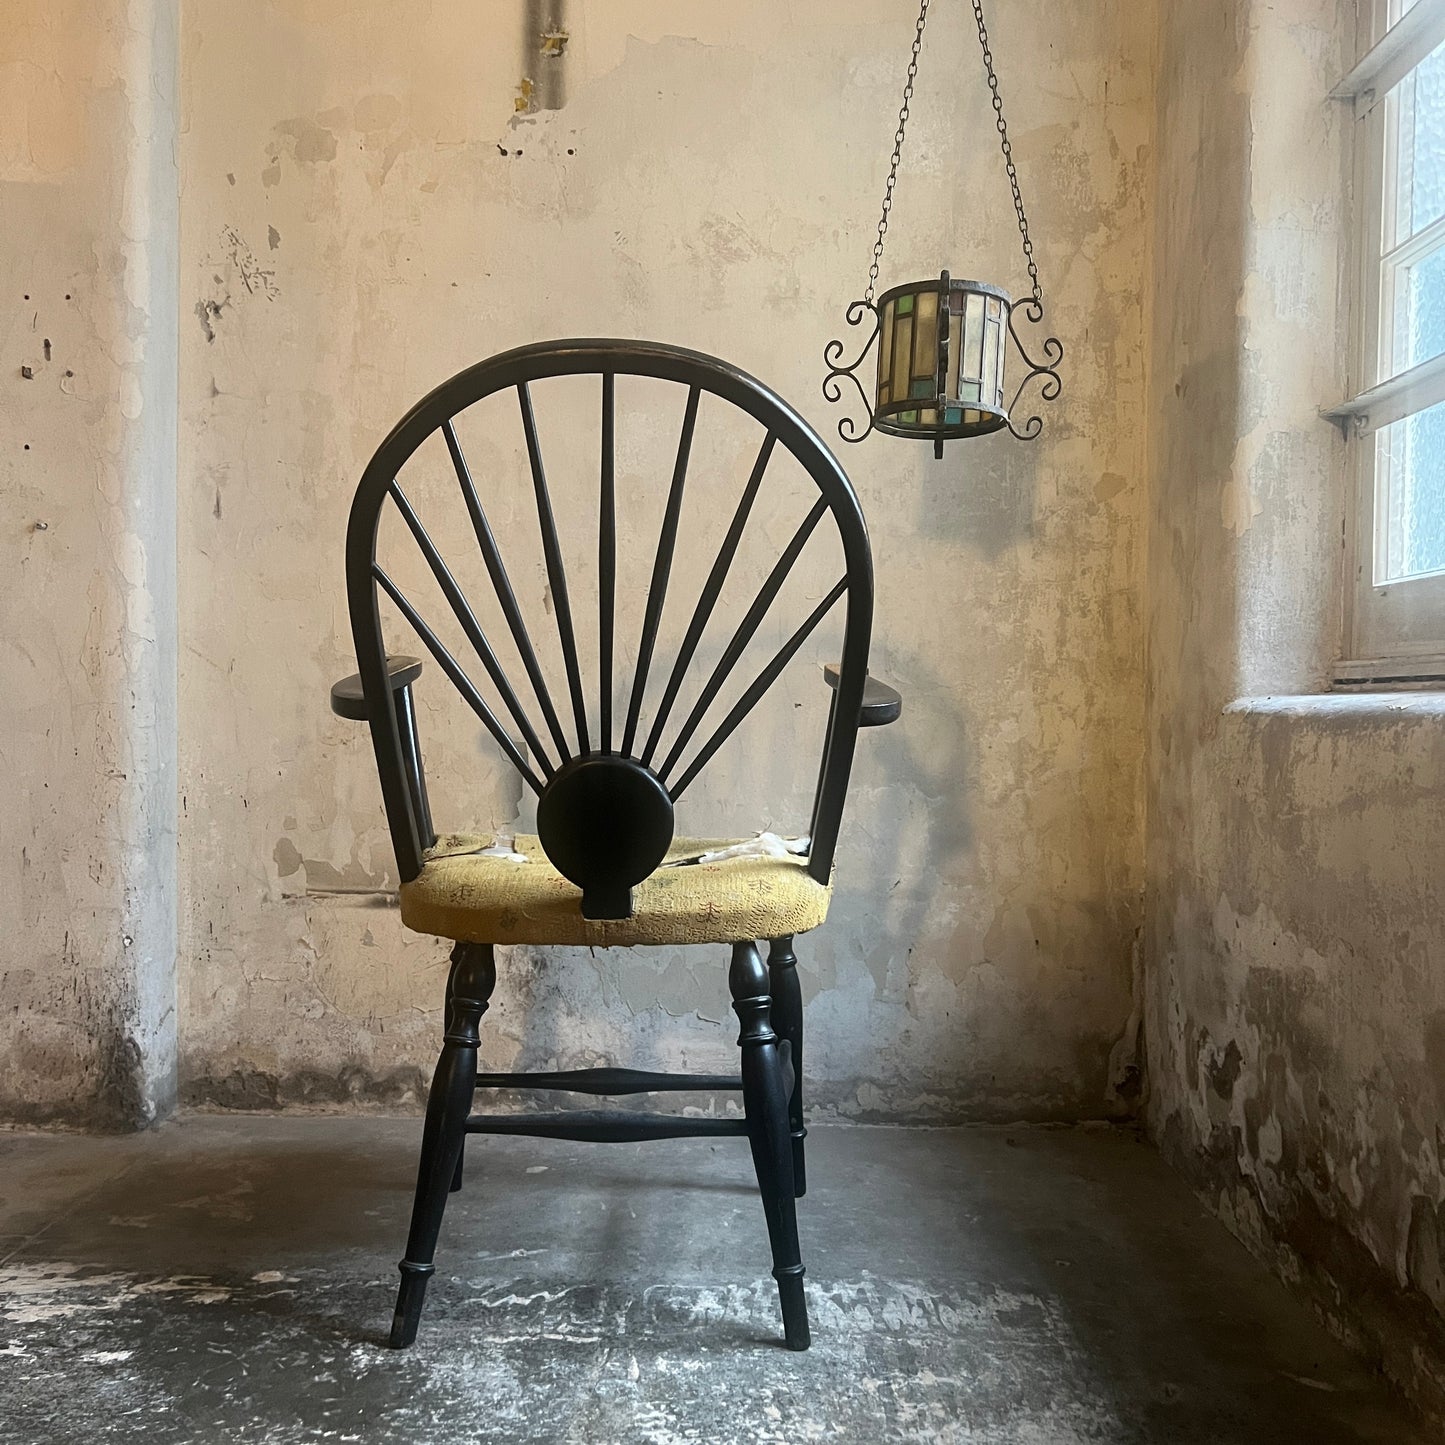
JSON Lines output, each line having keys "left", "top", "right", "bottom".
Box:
{"left": 332, "top": 339, "right": 901, "bottom": 1352}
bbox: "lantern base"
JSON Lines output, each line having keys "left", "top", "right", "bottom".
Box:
{"left": 873, "top": 408, "right": 1010, "bottom": 443}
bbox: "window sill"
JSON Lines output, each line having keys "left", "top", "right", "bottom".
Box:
{"left": 1225, "top": 692, "right": 1445, "bottom": 719}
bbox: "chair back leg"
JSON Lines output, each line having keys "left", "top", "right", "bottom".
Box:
{"left": 731, "top": 940, "right": 811, "bottom": 1351}
{"left": 390, "top": 941, "right": 496, "bottom": 1349}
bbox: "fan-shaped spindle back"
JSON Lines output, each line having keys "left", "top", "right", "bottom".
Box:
{"left": 346, "top": 340, "right": 874, "bottom": 913}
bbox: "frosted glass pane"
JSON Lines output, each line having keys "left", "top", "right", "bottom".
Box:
{"left": 893, "top": 314, "right": 913, "bottom": 390}
{"left": 961, "top": 296, "right": 984, "bottom": 383}
{"left": 1376, "top": 397, "right": 1445, "bottom": 581}
{"left": 1394, "top": 40, "right": 1445, "bottom": 241}
{"left": 946, "top": 308, "right": 963, "bottom": 398}
{"left": 1391, "top": 242, "right": 1445, "bottom": 372}
{"left": 912, "top": 290, "right": 939, "bottom": 377}
{"left": 981, "top": 317, "right": 1001, "bottom": 406}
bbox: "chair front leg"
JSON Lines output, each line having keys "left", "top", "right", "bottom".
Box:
{"left": 767, "top": 936, "right": 806, "bottom": 1198}
{"left": 448, "top": 954, "right": 466, "bottom": 1195}
{"left": 390, "top": 941, "right": 495, "bottom": 1349}
{"left": 731, "top": 940, "right": 810, "bottom": 1351}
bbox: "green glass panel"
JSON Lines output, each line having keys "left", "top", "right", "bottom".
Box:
{"left": 910, "top": 378, "right": 932, "bottom": 399}
{"left": 896, "top": 292, "right": 914, "bottom": 316}
{"left": 878, "top": 300, "right": 894, "bottom": 388}
{"left": 945, "top": 407, "right": 963, "bottom": 425}
{"left": 900, "top": 408, "right": 918, "bottom": 424}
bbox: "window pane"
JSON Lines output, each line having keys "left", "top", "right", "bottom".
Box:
{"left": 1390, "top": 241, "right": 1445, "bottom": 371}
{"left": 1394, "top": 40, "right": 1445, "bottom": 241}
{"left": 1376, "top": 398, "right": 1445, "bottom": 582}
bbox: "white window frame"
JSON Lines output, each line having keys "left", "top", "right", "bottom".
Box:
{"left": 1326, "top": 0, "right": 1445, "bottom": 684}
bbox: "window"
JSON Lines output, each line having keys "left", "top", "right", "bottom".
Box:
{"left": 1329, "top": 0, "right": 1445, "bottom": 681}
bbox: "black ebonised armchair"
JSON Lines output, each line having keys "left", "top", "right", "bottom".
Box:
{"left": 332, "top": 340, "right": 901, "bottom": 1352}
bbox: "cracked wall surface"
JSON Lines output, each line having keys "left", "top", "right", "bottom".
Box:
{"left": 174, "top": 0, "right": 1152, "bottom": 1120}
{"left": 0, "top": 0, "right": 180, "bottom": 1127}
{"left": 1146, "top": 0, "right": 1445, "bottom": 1421}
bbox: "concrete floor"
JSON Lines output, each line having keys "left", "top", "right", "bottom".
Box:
{"left": 0, "top": 1118, "right": 1428, "bottom": 1444}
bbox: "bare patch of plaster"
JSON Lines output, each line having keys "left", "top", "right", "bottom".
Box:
{"left": 1222, "top": 429, "right": 1266, "bottom": 536}
{"left": 274, "top": 115, "right": 338, "bottom": 165}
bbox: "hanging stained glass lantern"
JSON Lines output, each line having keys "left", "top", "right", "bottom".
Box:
{"left": 824, "top": 0, "right": 1063, "bottom": 459}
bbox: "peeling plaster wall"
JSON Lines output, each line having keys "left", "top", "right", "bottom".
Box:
{"left": 176, "top": 1, "right": 1151, "bottom": 1120}
{"left": 0, "top": 0, "right": 180, "bottom": 1127}
{"left": 13, "top": 0, "right": 1445, "bottom": 1409}
{"left": 1146, "top": 0, "right": 1445, "bottom": 1418}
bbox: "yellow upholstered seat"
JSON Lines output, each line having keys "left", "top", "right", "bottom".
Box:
{"left": 399, "top": 832, "right": 832, "bottom": 947}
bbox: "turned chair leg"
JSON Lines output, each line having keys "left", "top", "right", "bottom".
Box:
{"left": 767, "top": 936, "right": 807, "bottom": 1198}
{"left": 731, "top": 940, "right": 810, "bottom": 1351}
{"left": 446, "top": 962, "right": 467, "bottom": 1194}
{"left": 390, "top": 941, "right": 495, "bottom": 1349}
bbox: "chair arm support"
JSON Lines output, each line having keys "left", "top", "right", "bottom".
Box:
{"left": 823, "top": 662, "right": 902, "bottom": 727}
{"left": 330, "top": 654, "right": 435, "bottom": 850}
{"left": 330, "top": 654, "right": 424, "bottom": 720}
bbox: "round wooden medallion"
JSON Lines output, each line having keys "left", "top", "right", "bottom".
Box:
{"left": 535, "top": 754, "right": 675, "bottom": 920}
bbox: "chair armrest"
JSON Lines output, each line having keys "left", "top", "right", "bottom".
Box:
{"left": 330, "top": 654, "right": 423, "bottom": 720}
{"left": 823, "top": 662, "right": 902, "bottom": 727}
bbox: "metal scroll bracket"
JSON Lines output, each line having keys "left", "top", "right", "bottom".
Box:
{"left": 821, "top": 299, "right": 881, "bottom": 445}
{"left": 1004, "top": 297, "right": 1064, "bottom": 442}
